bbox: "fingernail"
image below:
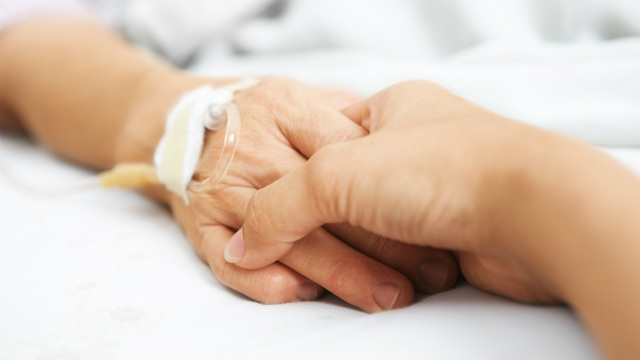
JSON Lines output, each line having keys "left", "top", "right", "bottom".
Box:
{"left": 420, "top": 258, "right": 449, "bottom": 291}
{"left": 373, "top": 282, "right": 400, "bottom": 311}
{"left": 297, "top": 283, "right": 319, "bottom": 301}
{"left": 224, "top": 229, "right": 245, "bottom": 263}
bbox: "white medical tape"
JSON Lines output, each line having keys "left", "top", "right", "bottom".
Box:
{"left": 153, "top": 78, "right": 259, "bottom": 204}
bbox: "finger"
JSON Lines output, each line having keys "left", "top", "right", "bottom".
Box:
{"left": 325, "top": 223, "right": 460, "bottom": 294}
{"left": 188, "top": 185, "right": 256, "bottom": 230}
{"left": 224, "top": 168, "right": 323, "bottom": 268}
{"left": 225, "top": 142, "right": 358, "bottom": 269}
{"left": 280, "top": 227, "right": 414, "bottom": 312}
{"left": 226, "top": 130, "right": 308, "bottom": 189}
{"left": 237, "top": 77, "right": 367, "bottom": 159}
{"left": 280, "top": 103, "right": 368, "bottom": 159}
{"left": 340, "top": 98, "right": 373, "bottom": 131}
{"left": 202, "top": 224, "right": 324, "bottom": 304}
{"left": 340, "top": 88, "right": 404, "bottom": 132}
{"left": 343, "top": 80, "right": 490, "bottom": 132}
{"left": 194, "top": 134, "right": 309, "bottom": 229}
{"left": 459, "top": 253, "right": 558, "bottom": 304}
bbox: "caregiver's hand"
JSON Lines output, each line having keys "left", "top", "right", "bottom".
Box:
{"left": 228, "top": 80, "right": 558, "bottom": 302}
{"left": 229, "top": 81, "right": 640, "bottom": 359}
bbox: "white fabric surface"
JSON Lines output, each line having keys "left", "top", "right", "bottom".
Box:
{"left": 5, "top": 133, "right": 640, "bottom": 359}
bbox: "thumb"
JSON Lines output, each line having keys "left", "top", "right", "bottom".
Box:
{"left": 342, "top": 80, "right": 459, "bottom": 133}
{"left": 224, "top": 144, "right": 351, "bottom": 269}
{"left": 341, "top": 98, "right": 373, "bottom": 132}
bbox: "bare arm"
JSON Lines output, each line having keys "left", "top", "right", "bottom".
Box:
{"left": 0, "top": 17, "right": 207, "bottom": 168}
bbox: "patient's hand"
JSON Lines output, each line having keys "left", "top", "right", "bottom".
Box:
{"left": 163, "top": 77, "right": 459, "bottom": 311}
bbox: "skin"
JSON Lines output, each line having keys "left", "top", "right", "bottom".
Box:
{"left": 229, "top": 81, "right": 640, "bottom": 359}
{"left": 0, "top": 17, "right": 459, "bottom": 312}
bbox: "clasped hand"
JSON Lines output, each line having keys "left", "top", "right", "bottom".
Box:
{"left": 168, "top": 78, "right": 459, "bottom": 312}
{"left": 226, "top": 80, "right": 569, "bottom": 305}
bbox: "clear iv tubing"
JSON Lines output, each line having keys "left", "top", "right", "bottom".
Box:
{"left": 188, "top": 102, "right": 241, "bottom": 194}
{"left": 0, "top": 161, "right": 99, "bottom": 197}
{"left": 0, "top": 94, "right": 244, "bottom": 198}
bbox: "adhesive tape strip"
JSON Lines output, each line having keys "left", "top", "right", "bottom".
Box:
{"left": 153, "top": 78, "right": 259, "bottom": 204}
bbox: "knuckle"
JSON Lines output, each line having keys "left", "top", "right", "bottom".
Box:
{"left": 240, "top": 87, "right": 272, "bottom": 109}
{"left": 242, "top": 76, "right": 300, "bottom": 116}
{"left": 256, "top": 76, "right": 297, "bottom": 99}
{"left": 211, "top": 256, "right": 295, "bottom": 305}
{"left": 319, "top": 120, "right": 366, "bottom": 146}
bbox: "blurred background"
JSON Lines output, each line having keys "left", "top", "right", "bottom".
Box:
{"left": 85, "top": 0, "right": 640, "bottom": 146}
{"left": 90, "top": 0, "right": 640, "bottom": 65}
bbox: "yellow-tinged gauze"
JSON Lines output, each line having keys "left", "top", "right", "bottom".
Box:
{"left": 98, "top": 163, "right": 160, "bottom": 189}
{"left": 158, "top": 98, "right": 196, "bottom": 203}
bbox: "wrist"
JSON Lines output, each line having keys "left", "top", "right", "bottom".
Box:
{"left": 495, "top": 131, "right": 606, "bottom": 295}
{"left": 116, "top": 69, "right": 195, "bottom": 164}
{"left": 498, "top": 131, "right": 640, "bottom": 358}
{"left": 115, "top": 68, "right": 241, "bottom": 204}
{"left": 115, "top": 68, "right": 238, "bottom": 164}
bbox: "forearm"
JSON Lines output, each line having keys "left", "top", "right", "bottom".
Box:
{"left": 0, "top": 18, "right": 206, "bottom": 169}
{"left": 507, "top": 136, "right": 640, "bottom": 359}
